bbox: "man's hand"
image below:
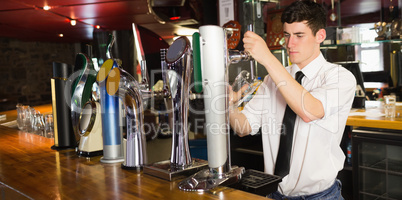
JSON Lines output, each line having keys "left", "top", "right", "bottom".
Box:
{"left": 243, "top": 31, "right": 272, "bottom": 67}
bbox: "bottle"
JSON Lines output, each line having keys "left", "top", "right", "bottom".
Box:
{"left": 346, "top": 137, "right": 352, "bottom": 166}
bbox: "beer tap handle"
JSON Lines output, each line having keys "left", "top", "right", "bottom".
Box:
{"left": 247, "top": 24, "right": 256, "bottom": 81}
{"left": 133, "top": 23, "right": 149, "bottom": 90}
{"left": 192, "top": 32, "right": 203, "bottom": 93}
{"left": 106, "top": 34, "right": 115, "bottom": 59}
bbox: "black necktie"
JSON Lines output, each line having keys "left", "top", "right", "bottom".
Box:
{"left": 274, "top": 71, "right": 305, "bottom": 177}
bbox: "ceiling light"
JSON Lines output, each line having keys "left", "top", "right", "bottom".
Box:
{"left": 43, "top": 6, "right": 51, "bottom": 10}
{"left": 59, "top": 34, "right": 64, "bottom": 37}
{"left": 95, "top": 25, "right": 101, "bottom": 29}
{"left": 70, "top": 20, "right": 77, "bottom": 26}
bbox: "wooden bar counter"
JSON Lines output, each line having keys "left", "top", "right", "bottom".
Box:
{"left": 1, "top": 100, "right": 400, "bottom": 199}
{"left": 347, "top": 101, "right": 402, "bottom": 130}
{"left": 0, "top": 106, "right": 268, "bottom": 200}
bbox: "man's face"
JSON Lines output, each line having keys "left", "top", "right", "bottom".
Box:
{"left": 283, "top": 21, "right": 321, "bottom": 69}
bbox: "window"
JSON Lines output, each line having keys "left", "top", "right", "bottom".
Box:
{"left": 359, "top": 29, "right": 383, "bottom": 72}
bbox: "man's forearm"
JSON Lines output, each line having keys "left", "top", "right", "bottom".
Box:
{"left": 229, "top": 109, "right": 252, "bottom": 137}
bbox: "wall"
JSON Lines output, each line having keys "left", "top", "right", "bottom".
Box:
{"left": 0, "top": 38, "right": 77, "bottom": 111}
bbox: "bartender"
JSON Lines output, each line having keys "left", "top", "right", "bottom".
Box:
{"left": 229, "top": 0, "right": 356, "bottom": 199}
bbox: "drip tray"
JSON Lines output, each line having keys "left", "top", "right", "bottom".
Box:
{"left": 229, "top": 169, "right": 282, "bottom": 197}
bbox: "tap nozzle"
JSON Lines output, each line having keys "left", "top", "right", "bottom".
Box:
{"left": 228, "top": 49, "right": 252, "bottom": 64}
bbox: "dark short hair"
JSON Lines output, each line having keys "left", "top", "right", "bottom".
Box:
{"left": 281, "top": 0, "right": 327, "bottom": 35}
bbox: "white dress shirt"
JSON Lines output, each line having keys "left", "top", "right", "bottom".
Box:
{"left": 241, "top": 53, "right": 356, "bottom": 196}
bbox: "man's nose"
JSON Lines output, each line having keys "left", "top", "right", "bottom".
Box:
{"left": 286, "top": 36, "right": 295, "bottom": 49}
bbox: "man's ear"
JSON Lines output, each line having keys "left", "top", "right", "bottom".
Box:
{"left": 316, "top": 29, "right": 326, "bottom": 43}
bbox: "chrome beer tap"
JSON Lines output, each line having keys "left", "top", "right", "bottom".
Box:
{"left": 143, "top": 36, "right": 208, "bottom": 181}
{"left": 178, "top": 24, "right": 260, "bottom": 191}
{"left": 106, "top": 66, "right": 147, "bottom": 169}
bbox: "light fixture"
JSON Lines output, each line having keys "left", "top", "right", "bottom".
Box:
{"left": 43, "top": 5, "right": 51, "bottom": 10}
{"left": 175, "top": 28, "right": 198, "bottom": 36}
{"left": 70, "top": 19, "right": 77, "bottom": 26}
{"left": 329, "top": 0, "right": 337, "bottom": 22}
{"left": 390, "top": 0, "right": 394, "bottom": 12}
{"left": 59, "top": 34, "right": 64, "bottom": 38}
{"left": 95, "top": 25, "right": 101, "bottom": 29}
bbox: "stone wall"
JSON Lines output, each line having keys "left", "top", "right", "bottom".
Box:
{"left": 0, "top": 38, "right": 77, "bottom": 111}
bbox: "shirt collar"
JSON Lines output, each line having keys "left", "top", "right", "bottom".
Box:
{"left": 291, "top": 53, "right": 326, "bottom": 80}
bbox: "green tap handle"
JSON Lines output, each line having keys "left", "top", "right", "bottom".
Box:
{"left": 192, "top": 32, "right": 203, "bottom": 93}
{"left": 71, "top": 53, "right": 96, "bottom": 107}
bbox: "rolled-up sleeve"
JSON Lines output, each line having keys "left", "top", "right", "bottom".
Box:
{"left": 309, "top": 66, "right": 356, "bottom": 132}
